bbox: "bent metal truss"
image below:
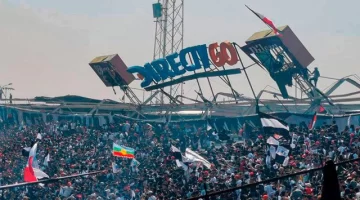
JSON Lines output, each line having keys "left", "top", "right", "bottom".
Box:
{"left": 2, "top": 74, "right": 360, "bottom": 121}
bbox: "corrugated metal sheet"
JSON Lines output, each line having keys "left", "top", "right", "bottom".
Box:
{"left": 89, "top": 55, "right": 109, "bottom": 64}
{"left": 246, "top": 25, "right": 288, "bottom": 42}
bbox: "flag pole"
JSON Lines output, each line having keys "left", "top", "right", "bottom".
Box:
{"left": 245, "top": 5, "right": 263, "bottom": 21}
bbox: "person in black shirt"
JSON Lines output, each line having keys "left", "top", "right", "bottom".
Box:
{"left": 309, "top": 67, "right": 320, "bottom": 87}
{"left": 331, "top": 120, "right": 339, "bottom": 133}
{"left": 9, "top": 93, "right": 12, "bottom": 104}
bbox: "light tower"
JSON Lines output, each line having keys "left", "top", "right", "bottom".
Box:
{"left": 152, "top": 0, "right": 184, "bottom": 104}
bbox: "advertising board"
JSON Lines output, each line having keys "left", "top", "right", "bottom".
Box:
{"left": 126, "top": 41, "right": 240, "bottom": 88}
{"left": 89, "top": 54, "right": 135, "bottom": 87}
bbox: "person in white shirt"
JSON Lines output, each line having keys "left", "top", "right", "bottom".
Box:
{"left": 355, "top": 188, "right": 360, "bottom": 200}
{"left": 210, "top": 176, "right": 217, "bottom": 184}
{"left": 59, "top": 185, "right": 73, "bottom": 197}
{"left": 264, "top": 183, "right": 276, "bottom": 198}
{"left": 338, "top": 145, "right": 347, "bottom": 155}
{"left": 235, "top": 180, "right": 242, "bottom": 200}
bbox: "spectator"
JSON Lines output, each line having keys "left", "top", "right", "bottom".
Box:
{"left": 0, "top": 116, "right": 358, "bottom": 199}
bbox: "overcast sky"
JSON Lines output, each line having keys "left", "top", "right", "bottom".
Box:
{"left": 1, "top": 0, "right": 359, "bottom": 103}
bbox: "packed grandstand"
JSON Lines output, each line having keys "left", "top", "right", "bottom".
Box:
{"left": 0, "top": 113, "right": 359, "bottom": 199}
{"left": 2, "top": 2, "right": 360, "bottom": 200}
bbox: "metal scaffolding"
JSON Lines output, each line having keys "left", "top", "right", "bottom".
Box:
{"left": 152, "top": 0, "right": 184, "bottom": 104}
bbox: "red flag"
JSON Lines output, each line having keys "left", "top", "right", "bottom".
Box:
{"left": 24, "top": 143, "right": 38, "bottom": 182}
{"left": 245, "top": 5, "right": 282, "bottom": 36}
{"left": 308, "top": 112, "right": 317, "bottom": 130}
{"left": 24, "top": 156, "right": 37, "bottom": 182}
{"left": 318, "top": 105, "right": 326, "bottom": 113}
{"left": 23, "top": 143, "right": 49, "bottom": 182}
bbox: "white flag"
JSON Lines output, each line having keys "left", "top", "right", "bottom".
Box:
{"left": 36, "top": 133, "right": 42, "bottom": 140}
{"left": 290, "top": 133, "right": 299, "bottom": 149}
{"left": 33, "top": 168, "right": 49, "bottom": 179}
{"left": 184, "top": 148, "right": 212, "bottom": 169}
{"left": 43, "top": 154, "right": 50, "bottom": 167}
{"left": 276, "top": 146, "right": 290, "bottom": 157}
{"left": 176, "top": 160, "right": 188, "bottom": 171}
{"left": 348, "top": 114, "right": 352, "bottom": 128}
{"left": 270, "top": 146, "right": 276, "bottom": 159}
{"left": 206, "top": 123, "right": 212, "bottom": 131}
{"left": 266, "top": 136, "right": 279, "bottom": 146}
{"left": 282, "top": 157, "right": 289, "bottom": 167}
{"left": 112, "top": 162, "right": 121, "bottom": 174}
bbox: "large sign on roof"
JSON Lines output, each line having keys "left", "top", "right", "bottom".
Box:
{"left": 89, "top": 54, "right": 135, "bottom": 87}
{"left": 126, "top": 41, "right": 241, "bottom": 89}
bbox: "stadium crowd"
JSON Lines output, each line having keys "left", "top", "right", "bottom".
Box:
{"left": 0, "top": 117, "right": 359, "bottom": 200}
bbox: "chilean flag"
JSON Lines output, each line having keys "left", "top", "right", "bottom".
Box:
{"left": 308, "top": 112, "right": 317, "bottom": 130}
{"left": 24, "top": 143, "right": 38, "bottom": 182}
{"left": 245, "top": 5, "right": 281, "bottom": 36}
{"left": 23, "top": 143, "right": 49, "bottom": 182}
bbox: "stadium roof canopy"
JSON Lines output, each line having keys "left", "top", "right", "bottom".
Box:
{"left": 0, "top": 75, "right": 360, "bottom": 120}
{"left": 33, "top": 95, "right": 119, "bottom": 104}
